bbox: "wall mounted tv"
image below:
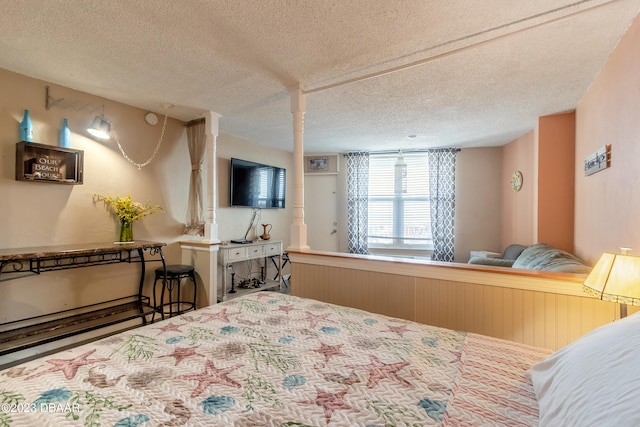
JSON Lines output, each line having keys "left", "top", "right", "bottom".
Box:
{"left": 229, "top": 158, "right": 286, "bottom": 209}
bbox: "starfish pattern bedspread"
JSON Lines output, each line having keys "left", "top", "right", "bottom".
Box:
{"left": 0, "top": 292, "right": 551, "bottom": 426}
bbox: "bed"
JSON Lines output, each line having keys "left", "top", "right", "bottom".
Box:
{"left": 1, "top": 291, "right": 637, "bottom": 426}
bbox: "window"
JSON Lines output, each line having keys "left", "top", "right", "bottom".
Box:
{"left": 256, "top": 167, "right": 286, "bottom": 207}
{"left": 367, "top": 152, "right": 432, "bottom": 250}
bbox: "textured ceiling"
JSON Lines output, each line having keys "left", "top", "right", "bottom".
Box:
{"left": 0, "top": 0, "right": 638, "bottom": 153}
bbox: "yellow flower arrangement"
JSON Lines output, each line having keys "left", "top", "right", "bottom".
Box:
{"left": 95, "top": 194, "right": 163, "bottom": 222}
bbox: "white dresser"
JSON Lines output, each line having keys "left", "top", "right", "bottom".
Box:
{"left": 219, "top": 240, "right": 283, "bottom": 301}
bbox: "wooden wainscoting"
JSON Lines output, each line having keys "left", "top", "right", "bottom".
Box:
{"left": 414, "top": 278, "right": 616, "bottom": 351}
{"left": 289, "top": 262, "right": 416, "bottom": 321}
{"left": 289, "top": 250, "right": 624, "bottom": 351}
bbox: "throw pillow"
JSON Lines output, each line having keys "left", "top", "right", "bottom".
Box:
{"left": 512, "top": 243, "right": 591, "bottom": 274}
{"left": 530, "top": 311, "right": 640, "bottom": 426}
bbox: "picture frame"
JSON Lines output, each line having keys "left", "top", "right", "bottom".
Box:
{"left": 15, "top": 141, "right": 84, "bottom": 184}
{"left": 304, "top": 154, "right": 338, "bottom": 174}
{"left": 308, "top": 156, "right": 329, "bottom": 172}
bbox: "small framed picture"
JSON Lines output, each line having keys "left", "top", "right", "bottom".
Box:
{"left": 308, "top": 156, "right": 329, "bottom": 172}
{"left": 304, "top": 154, "right": 338, "bottom": 174}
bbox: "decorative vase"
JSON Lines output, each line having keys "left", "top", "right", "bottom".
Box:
{"left": 260, "top": 224, "right": 272, "bottom": 240}
{"left": 20, "top": 109, "right": 33, "bottom": 142}
{"left": 119, "top": 220, "right": 134, "bottom": 242}
{"left": 59, "top": 118, "right": 70, "bottom": 148}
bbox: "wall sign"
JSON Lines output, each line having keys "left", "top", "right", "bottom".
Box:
{"left": 16, "top": 141, "right": 84, "bottom": 184}
{"left": 304, "top": 154, "right": 338, "bottom": 174}
{"left": 584, "top": 145, "right": 610, "bottom": 176}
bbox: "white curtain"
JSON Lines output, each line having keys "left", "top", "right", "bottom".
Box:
{"left": 184, "top": 119, "right": 206, "bottom": 235}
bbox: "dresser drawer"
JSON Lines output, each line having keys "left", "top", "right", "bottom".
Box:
{"left": 263, "top": 243, "right": 281, "bottom": 257}
{"left": 226, "top": 247, "right": 247, "bottom": 261}
{"left": 246, "top": 245, "right": 264, "bottom": 259}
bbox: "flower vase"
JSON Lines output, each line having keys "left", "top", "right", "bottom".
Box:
{"left": 20, "top": 109, "right": 33, "bottom": 142}
{"left": 59, "top": 118, "right": 70, "bottom": 148}
{"left": 119, "top": 220, "right": 134, "bottom": 242}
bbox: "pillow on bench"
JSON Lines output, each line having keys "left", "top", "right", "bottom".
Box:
{"left": 468, "top": 257, "right": 518, "bottom": 268}
{"left": 512, "top": 243, "right": 591, "bottom": 274}
{"left": 468, "top": 243, "right": 527, "bottom": 268}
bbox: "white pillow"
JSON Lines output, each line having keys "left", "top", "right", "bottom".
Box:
{"left": 530, "top": 311, "right": 640, "bottom": 426}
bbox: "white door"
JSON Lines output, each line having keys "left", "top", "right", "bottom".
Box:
{"left": 304, "top": 174, "right": 338, "bottom": 251}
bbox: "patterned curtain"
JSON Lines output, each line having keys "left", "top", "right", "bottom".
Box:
{"left": 345, "top": 152, "right": 370, "bottom": 254}
{"left": 427, "top": 148, "right": 460, "bottom": 262}
{"left": 184, "top": 118, "right": 206, "bottom": 235}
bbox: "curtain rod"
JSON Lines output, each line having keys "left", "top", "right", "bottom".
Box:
{"left": 344, "top": 148, "right": 460, "bottom": 155}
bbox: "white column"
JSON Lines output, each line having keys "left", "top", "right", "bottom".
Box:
{"left": 181, "top": 111, "right": 222, "bottom": 307}
{"left": 203, "top": 111, "right": 221, "bottom": 243}
{"left": 288, "top": 84, "right": 310, "bottom": 251}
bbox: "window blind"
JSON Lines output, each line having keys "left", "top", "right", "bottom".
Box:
{"left": 368, "top": 152, "right": 432, "bottom": 249}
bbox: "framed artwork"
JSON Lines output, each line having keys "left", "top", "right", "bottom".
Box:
{"left": 308, "top": 156, "right": 328, "bottom": 172}
{"left": 304, "top": 154, "right": 338, "bottom": 174}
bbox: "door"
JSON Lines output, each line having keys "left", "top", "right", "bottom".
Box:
{"left": 304, "top": 174, "right": 338, "bottom": 252}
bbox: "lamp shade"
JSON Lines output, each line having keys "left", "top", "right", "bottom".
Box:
{"left": 87, "top": 115, "right": 111, "bottom": 140}
{"left": 583, "top": 253, "right": 640, "bottom": 306}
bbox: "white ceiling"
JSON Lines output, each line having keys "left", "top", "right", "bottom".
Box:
{"left": 0, "top": 0, "right": 638, "bottom": 153}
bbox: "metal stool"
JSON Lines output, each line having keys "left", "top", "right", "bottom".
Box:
{"left": 153, "top": 265, "right": 196, "bottom": 320}
{"left": 270, "top": 252, "right": 290, "bottom": 287}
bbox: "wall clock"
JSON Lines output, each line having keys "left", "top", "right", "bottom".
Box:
{"left": 511, "top": 170, "right": 523, "bottom": 192}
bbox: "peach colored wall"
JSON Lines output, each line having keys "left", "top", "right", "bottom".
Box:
{"left": 501, "top": 131, "right": 536, "bottom": 248}
{"left": 537, "top": 112, "right": 575, "bottom": 253}
{"left": 454, "top": 147, "right": 503, "bottom": 261}
{"left": 574, "top": 14, "right": 640, "bottom": 264}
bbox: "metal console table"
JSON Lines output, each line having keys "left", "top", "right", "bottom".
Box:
{"left": 0, "top": 241, "right": 166, "bottom": 360}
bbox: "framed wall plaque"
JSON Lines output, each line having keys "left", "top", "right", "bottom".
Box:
{"left": 304, "top": 154, "right": 338, "bottom": 174}
{"left": 584, "top": 145, "right": 611, "bottom": 176}
{"left": 16, "top": 141, "right": 84, "bottom": 184}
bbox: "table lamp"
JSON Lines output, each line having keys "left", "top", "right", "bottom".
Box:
{"left": 583, "top": 248, "right": 640, "bottom": 318}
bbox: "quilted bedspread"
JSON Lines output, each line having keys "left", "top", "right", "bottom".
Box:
{"left": 0, "top": 292, "right": 551, "bottom": 426}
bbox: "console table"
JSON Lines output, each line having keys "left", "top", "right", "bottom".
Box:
{"left": 0, "top": 241, "right": 166, "bottom": 360}
{"left": 219, "top": 241, "right": 282, "bottom": 301}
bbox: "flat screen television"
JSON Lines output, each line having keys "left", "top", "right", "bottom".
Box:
{"left": 229, "top": 158, "right": 286, "bottom": 209}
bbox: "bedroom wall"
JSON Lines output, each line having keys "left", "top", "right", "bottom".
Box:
{"left": 501, "top": 131, "right": 536, "bottom": 248}
{"left": 501, "top": 112, "right": 576, "bottom": 255}
{"left": 216, "top": 134, "right": 293, "bottom": 247}
{"left": 454, "top": 147, "right": 503, "bottom": 261}
{"left": 537, "top": 112, "right": 575, "bottom": 253}
{"left": 574, "top": 13, "right": 640, "bottom": 264}
{"left": 0, "top": 68, "right": 190, "bottom": 323}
